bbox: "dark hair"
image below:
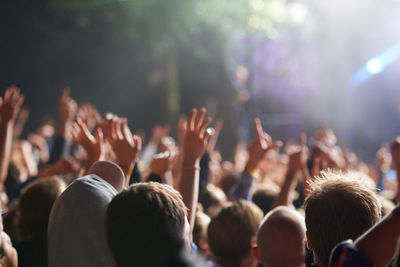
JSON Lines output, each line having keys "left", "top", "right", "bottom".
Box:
{"left": 106, "top": 182, "right": 187, "bottom": 267}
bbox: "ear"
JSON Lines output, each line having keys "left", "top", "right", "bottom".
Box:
{"left": 250, "top": 238, "right": 262, "bottom": 261}
{"left": 306, "top": 230, "right": 314, "bottom": 250}
{"left": 252, "top": 245, "right": 262, "bottom": 261}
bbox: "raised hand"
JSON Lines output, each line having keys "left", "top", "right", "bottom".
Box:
{"left": 71, "top": 119, "right": 105, "bottom": 171}
{"left": 0, "top": 86, "right": 25, "bottom": 185}
{"left": 58, "top": 87, "right": 77, "bottom": 123}
{"left": 287, "top": 133, "right": 308, "bottom": 172}
{"left": 58, "top": 87, "right": 77, "bottom": 139}
{"left": 245, "top": 118, "right": 282, "bottom": 173}
{"left": 77, "top": 103, "right": 101, "bottom": 132}
{"left": 0, "top": 86, "right": 25, "bottom": 124}
{"left": 182, "top": 108, "right": 213, "bottom": 167}
{"left": 179, "top": 108, "right": 213, "bottom": 230}
{"left": 107, "top": 118, "right": 142, "bottom": 185}
{"left": 149, "top": 150, "right": 177, "bottom": 186}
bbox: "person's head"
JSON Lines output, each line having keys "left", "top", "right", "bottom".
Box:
{"left": 18, "top": 177, "right": 65, "bottom": 240}
{"left": 255, "top": 206, "right": 306, "bottom": 267}
{"left": 251, "top": 184, "right": 279, "bottom": 215}
{"left": 304, "top": 170, "right": 381, "bottom": 267}
{"left": 208, "top": 200, "right": 263, "bottom": 267}
{"left": 193, "top": 211, "right": 211, "bottom": 258}
{"left": 199, "top": 184, "right": 227, "bottom": 218}
{"left": 106, "top": 182, "right": 189, "bottom": 267}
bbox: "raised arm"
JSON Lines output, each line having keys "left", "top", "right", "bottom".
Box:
{"left": 49, "top": 87, "right": 77, "bottom": 163}
{"left": 273, "top": 133, "right": 309, "bottom": 207}
{"left": 179, "top": 108, "right": 212, "bottom": 230}
{"left": 353, "top": 205, "right": 400, "bottom": 267}
{"left": 230, "top": 118, "right": 281, "bottom": 200}
{"left": 0, "top": 86, "right": 24, "bottom": 185}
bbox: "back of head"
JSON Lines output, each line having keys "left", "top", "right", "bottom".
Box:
{"left": 19, "top": 177, "right": 65, "bottom": 240}
{"left": 106, "top": 182, "right": 188, "bottom": 267}
{"left": 18, "top": 177, "right": 65, "bottom": 267}
{"left": 48, "top": 174, "right": 118, "bottom": 267}
{"left": 257, "top": 206, "right": 306, "bottom": 267}
{"left": 304, "top": 170, "right": 381, "bottom": 267}
{"left": 251, "top": 184, "right": 279, "bottom": 215}
{"left": 208, "top": 200, "right": 263, "bottom": 266}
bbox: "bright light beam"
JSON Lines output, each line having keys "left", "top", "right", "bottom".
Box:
{"left": 349, "top": 41, "right": 400, "bottom": 88}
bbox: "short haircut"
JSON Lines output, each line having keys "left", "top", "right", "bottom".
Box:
{"left": 251, "top": 185, "right": 279, "bottom": 215}
{"left": 304, "top": 170, "right": 381, "bottom": 267}
{"left": 257, "top": 206, "right": 306, "bottom": 267}
{"left": 208, "top": 200, "right": 263, "bottom": 265}
{"left": 106, "top": 182, "right": 187, "bottom": 267}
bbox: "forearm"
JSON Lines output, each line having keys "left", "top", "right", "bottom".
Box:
{"left": 120, "top": 163, "right": 134, "bottom": 187}
{"left": 273, "top": 168, "right": 296, "bottom": 208}
{"left": 0, "top": 122, "right": 14, "bottom": 184}
{"left": 179, "top": 160, "right": 200, "bottom": 230}
{"left": 58, "top": 119, "right": 72, "bottom": 140}
{"left": 300, "top": 164, "right": 311, "bottom": 197}
{"left": 229, "top": 170, "right": 256, "bottom": 201}
{"left": 355, "top": 205, "right": 400, "bottom": 266}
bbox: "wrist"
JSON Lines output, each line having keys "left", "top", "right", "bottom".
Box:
{"left": 120, "top": 164, "right": 134, "bottom": 178}
{"left": 245, "top": 161, "right": 258, "bottom": 174}
{"left": 182, "top": 158, "right": 200, "bottom": 168}
{"left": 0, "top": 120, "right": 14, "bottom": 129}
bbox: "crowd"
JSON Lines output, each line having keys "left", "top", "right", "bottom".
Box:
{"left": 0, "top": 85, "right": 399, "bottom": 267}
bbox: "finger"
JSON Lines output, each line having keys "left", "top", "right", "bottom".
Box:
{"left": 195, "top": 108, "right": 206, "bottom": 131}
{"left": 77, "top": 119, "right": 92, "bottom": 142}
{"left": 121, "top": 119, "right": 133, "bottom": 142}
{"left": 253, "top": 118, "right": 264, "bottom": 141}
{"left": 312, "top": 157, "right": 321, "bottom": 177}
{"left": 11, "top": 88, "right": 20, "bottom": 104}
{"left": 133, "top": 135, "right": 142, "bottom": 152}
{"left": 71, "top": 124, "right": 82, "bottom": 143}
{"left": 94, "top": 128, "right": 104, "bottom": 144}
{"left": 61, "top": 87, "right": 70, "bottom": 100}
{"left": 116, "top": 119, "right": 124, "bottom": 140}
{"left": 111, "top": 120, "right": 118, "bottom": 140}
{"left": 299, "top": 133, "right": 307, "bottom": 147}
{"left": 4, "top": 87, "right": 12, "bottom": 102}
{"left": 188, "top": 109, "right": 197, "bottom": 131}
{"left": 199, "top": 117, "right": 212, "bottom": 136}
{"left": 15, "top": 95, "right": 25, "bottom": 110}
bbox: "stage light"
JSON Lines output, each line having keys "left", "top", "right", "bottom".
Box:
{"left": 349, "top": 41, "right": 400, "bottom": 88}
{"left": 366, "top": 58, "right": 383, "bottom": 74}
